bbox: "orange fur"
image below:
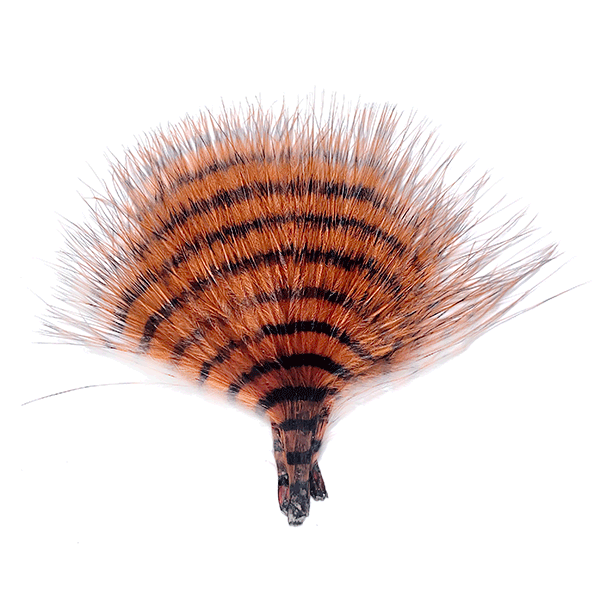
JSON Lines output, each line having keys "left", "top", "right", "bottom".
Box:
{"left": 45, "top": 100, "right": 557, "bottom": 524}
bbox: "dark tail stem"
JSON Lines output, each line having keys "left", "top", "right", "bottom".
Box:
{"left": 271, "top": 419, "right": 328, "bottom": 526}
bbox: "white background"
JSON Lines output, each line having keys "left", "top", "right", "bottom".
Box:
{"left": 1, "top": 1, "right": 598, "bottom": 598}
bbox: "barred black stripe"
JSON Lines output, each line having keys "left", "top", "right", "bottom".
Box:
{"left": 279, "top": 417, "right": 319, "bottom": 433}
{"left": 196, "top": 320, "right": 372, "bottom": 382}
{"left": 129, "top": 176, "right": 391, "bottom": 266}
{"left": 259, "top": 386, "right": 337, "bottom": 411}
{"left": 286, "top": 441, "right": 323, "bottom": 465}
{"left": 139, "top": 244, "right": 405, "bottom": 350}
{"left": 171, "top": 286, "right": 359, "bottom": 364}
{"left": 228, "top": 353, "right": 350, "bottom": 395}
{"left": 115, "top": 210, "right": 406, "bottom": 330}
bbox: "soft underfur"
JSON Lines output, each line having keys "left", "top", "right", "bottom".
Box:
{"left": 46, "top": 100, "right": 557, "bottom": 524}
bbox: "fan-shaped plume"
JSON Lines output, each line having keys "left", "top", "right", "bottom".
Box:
{"left": 45, "top": 99, "right": 557, "bottom": 525}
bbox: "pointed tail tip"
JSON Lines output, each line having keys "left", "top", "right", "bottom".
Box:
{"left": 286, "top": 481, "right": 310, "bottom": 526}
{"left": 288, "top": 512, "right": 308, "bottom": 526}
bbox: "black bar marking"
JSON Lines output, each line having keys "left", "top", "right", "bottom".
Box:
{"left": 121, "top": 175, "right": 390, "bottom": 290}
{"left": 279, "top": 417, "right": 319, "bottom": 433}
{"left": 286, "top": 450, "right": 313, "bottom": 465}
{"left": 253, "top": 286, "right": 354, "bottom": 310}
{"left": 139, "top": 244, "right": 405, "bottom": 351}
{"left": 198, "top": 319, "right": 372, "bottom": 382}
{"left": 197, "top": 338, "right": 241, "bottom": 380}
{"left": 170, "top": 286, "right": 359, "bottom": 364}
{"left": 114, "top": 209, "right": 407, "bottom": 331}
{"left": 147, "top": 177, "right": 389, "bottom": 255}
{"left": 170, "top": 314, "right": 229, "bottom": 361}
{"left": 261, "top": 386, "right": 336, "bottom": 411}
{"left": 228, "top": 353, "right": 350, "bottom": 395}
{"left": 286, "top": 441, "right": 322, "bottom": 466}
{"left": 261, "top": 320, "right": 372, "bottom": 359}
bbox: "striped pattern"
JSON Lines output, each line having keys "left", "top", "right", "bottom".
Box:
{"left": 47, "top": 100, "right": 557, "bottom": 525}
